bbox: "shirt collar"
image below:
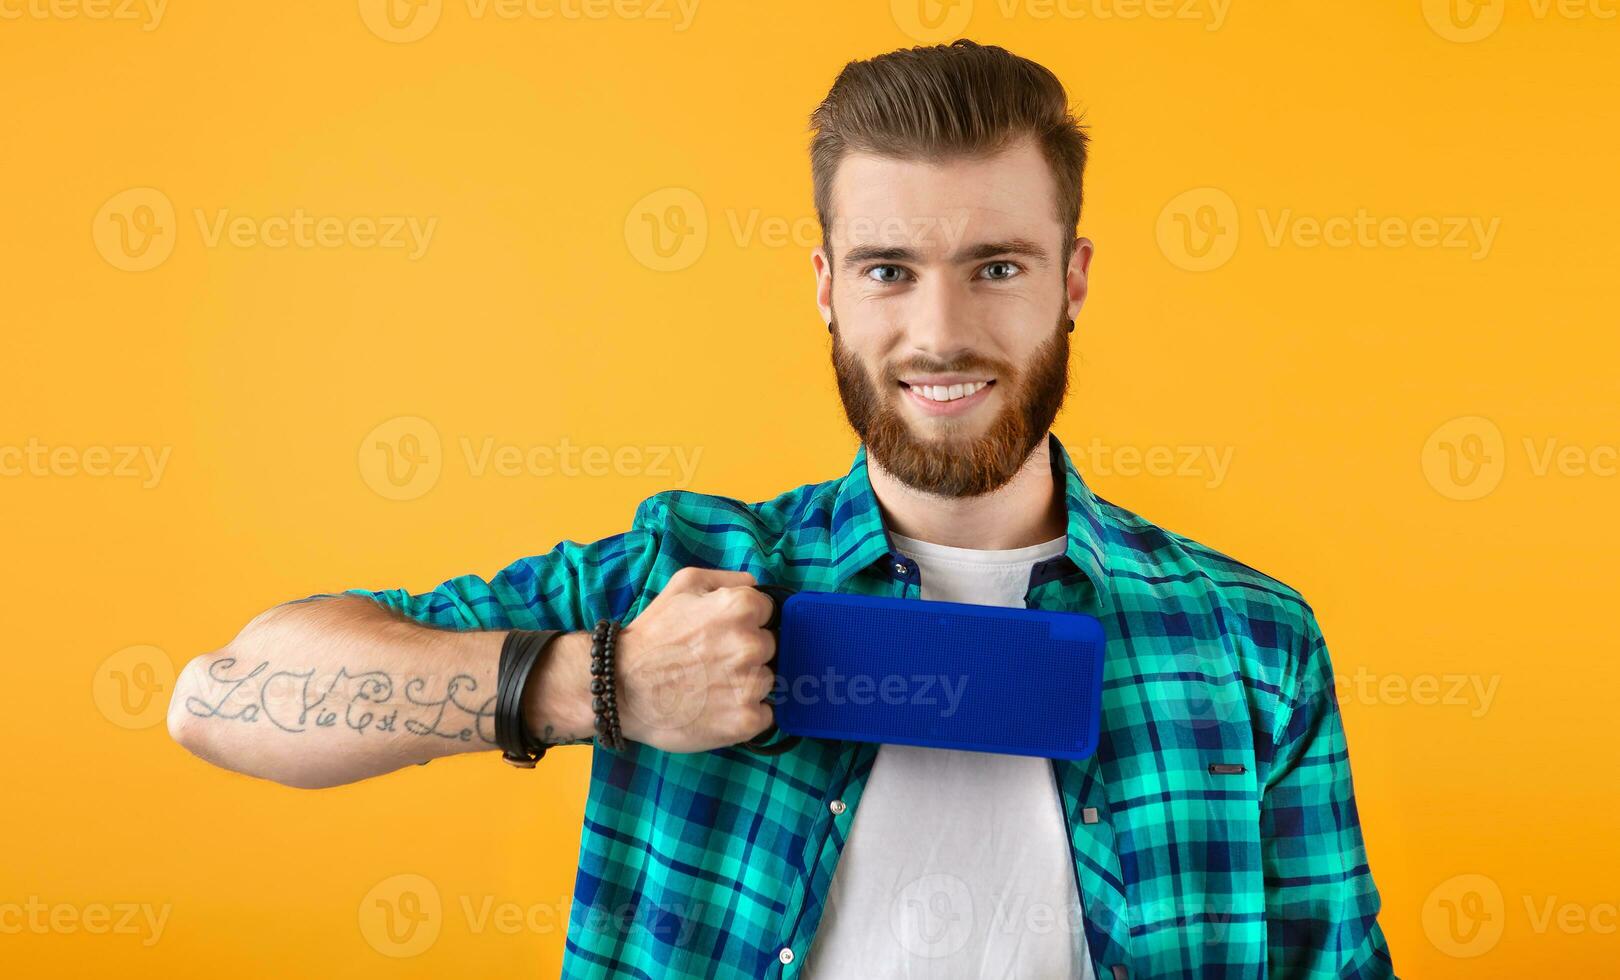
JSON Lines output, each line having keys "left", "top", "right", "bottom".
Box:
{"left": 827, "top": 431, "right": 1112, "bottom": 598}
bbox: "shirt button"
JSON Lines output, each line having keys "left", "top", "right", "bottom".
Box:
{"left": 829, "top": 799, "right": 846, "bottom": 815}
{"left": 778, "top": 946, "right": 795, "bottom": 964}
{"left": 892, "top": 561, "right": 909, "bottom": 576}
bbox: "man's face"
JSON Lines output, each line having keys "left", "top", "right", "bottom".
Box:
{"left": 812, "top": 135, "right": 1094, "bottom": 498}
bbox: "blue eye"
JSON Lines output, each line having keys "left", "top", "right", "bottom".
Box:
{"left": 981, "top": 261, "right": 1021, "bottom": 281}
{"left": 865, "top": 264, "right": 909, "bottom": 284}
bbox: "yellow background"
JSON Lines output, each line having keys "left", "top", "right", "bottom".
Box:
{"left": 3, "top": 0, "right": 1617, "bottom": 975}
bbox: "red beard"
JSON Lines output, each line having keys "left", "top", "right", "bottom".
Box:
{"left": 830, "top": 316, "right": 1070, "bottom": 497}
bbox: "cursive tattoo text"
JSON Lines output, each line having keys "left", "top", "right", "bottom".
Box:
{"left": 184, "top": 657, "right": 498, "bottom": 745}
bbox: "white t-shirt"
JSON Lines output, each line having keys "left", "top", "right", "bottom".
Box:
{"left": 801, "top": 531, "right": 1095, "bottom": 980}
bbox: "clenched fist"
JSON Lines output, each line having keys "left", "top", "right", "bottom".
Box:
{"left": 613, "top": 567, "right": 778, "bottom": 753}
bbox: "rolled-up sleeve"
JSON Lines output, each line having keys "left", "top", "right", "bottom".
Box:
{"left": 1260, "top": 609, "right": 1397, "bottom": 978}
{"left": 342, "top": 526, "right": 662, "bottom": 633}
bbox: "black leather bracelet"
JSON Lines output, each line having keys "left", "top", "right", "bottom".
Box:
{"left": 589, "top": 618, "right": 626, "bottom": 752}
{"left": 497, "top": 628, "right": 562, "bottom": 768}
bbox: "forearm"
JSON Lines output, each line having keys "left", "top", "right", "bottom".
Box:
{"left": 168, "top": 595, "right": 595, "bottom": 789}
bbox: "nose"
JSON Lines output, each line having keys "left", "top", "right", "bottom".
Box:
{"left": 903, "top": 275, "right": 978, "bottom": 365}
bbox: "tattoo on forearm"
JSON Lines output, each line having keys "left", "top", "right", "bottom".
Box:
{"left": 184, "top": 657, "right": 497, "bottom": 745}
{"left": 538, "top": 724, "right": 595, "bottom": 748}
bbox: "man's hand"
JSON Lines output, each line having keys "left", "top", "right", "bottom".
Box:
{"left": 166, "top": 567, "right": 780, "bottom": 789}
{"left": 613, "top": 567, "right": 777, "bottom": 753}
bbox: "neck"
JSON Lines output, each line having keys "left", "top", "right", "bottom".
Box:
{"left": 865, "top": 434, "right": 1067, "bottom": 551}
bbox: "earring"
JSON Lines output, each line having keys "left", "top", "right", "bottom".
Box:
{"left": 1066, "top": 318, "right": 1075, "bottom": 333}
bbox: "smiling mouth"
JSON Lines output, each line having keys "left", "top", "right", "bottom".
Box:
{"left": 897, "top": 379, "right": 996, "bottom": 403}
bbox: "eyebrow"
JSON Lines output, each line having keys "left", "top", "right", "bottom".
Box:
{"left": 839, "top": 237, "right": 1052, "bottom": 270}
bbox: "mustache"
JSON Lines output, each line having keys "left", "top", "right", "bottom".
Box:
{"left": 882, "top": 356, "right": 1015, "bottom": 383}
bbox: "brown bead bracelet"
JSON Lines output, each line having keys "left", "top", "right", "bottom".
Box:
{"left": 588, "top": 618, "right": 625, "bottom": 751}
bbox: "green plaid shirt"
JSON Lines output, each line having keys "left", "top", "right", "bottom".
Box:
{"left": 349, "top": 432, "right": 1395, "bottom": 979}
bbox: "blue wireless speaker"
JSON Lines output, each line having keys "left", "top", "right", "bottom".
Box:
{"left": 742, "top": 586, "right": 1106, "bottom": 760}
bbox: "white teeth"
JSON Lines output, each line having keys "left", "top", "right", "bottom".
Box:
{"left": 913, "top": 381, "right": 988, "bottom": 402}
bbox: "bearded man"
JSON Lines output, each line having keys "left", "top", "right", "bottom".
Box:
{"left": 169, "top": 39, "right": 1396, "bottom": 980}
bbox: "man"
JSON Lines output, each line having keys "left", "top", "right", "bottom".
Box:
{"left": 169, "top": 39, "right": 1395, "bottom": 979}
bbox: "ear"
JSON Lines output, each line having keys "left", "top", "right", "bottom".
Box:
{"left": 811, "top": 244, "right": 834, "bottom": 329}
{"left": 1066, "top": 236, "right": 1095, "bottom": 323}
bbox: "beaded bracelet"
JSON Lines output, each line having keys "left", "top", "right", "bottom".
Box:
{"left": 589, "top": 618, "right": 626, "bottom": 751}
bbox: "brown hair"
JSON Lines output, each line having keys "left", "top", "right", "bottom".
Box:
{"left": 809, "top": 39, "right": 1090, "bottom": 269}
